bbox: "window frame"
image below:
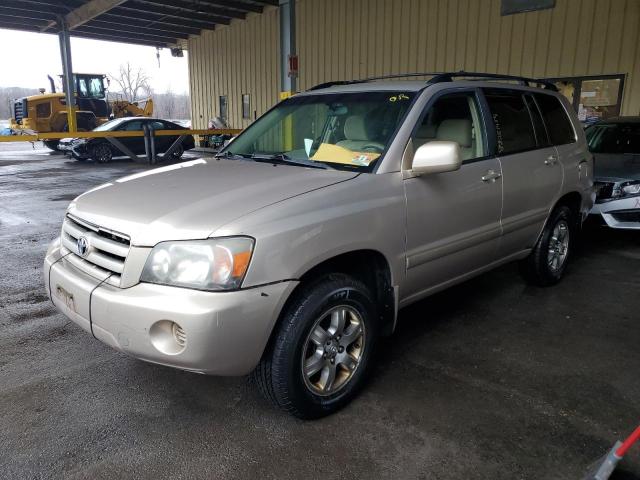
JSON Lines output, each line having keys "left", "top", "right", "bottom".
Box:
{"left": 241, "top": 93, "right": 251, "bottom": 119}
{"left": 36, "top": 102, "right": 51, "bottom": 119}
{"left": 544, "top": 73, "right": 625, "bottom": 122}
{"left": 407, "top": 87, "right": 493, "bottom": 166}
{"left": 219, "top": 95, "right": 228, "bottom": 123}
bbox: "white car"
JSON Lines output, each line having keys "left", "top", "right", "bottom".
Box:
{"left": 587, "top": 117, "right": 640, "bottom": 229}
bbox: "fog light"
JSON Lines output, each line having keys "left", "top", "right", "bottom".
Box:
{"left": 172, "top": 322, "right": 187, "bottom": 348}
{"left": 149, "top": 320, "right": 187, "bottom": 355}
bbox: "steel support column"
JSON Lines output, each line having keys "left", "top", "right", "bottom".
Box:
{"left": 279, "top": 0, "right": 296, "bottom": 98}
{"left": 58, "top": 16, "right": 77, "bottom": 133}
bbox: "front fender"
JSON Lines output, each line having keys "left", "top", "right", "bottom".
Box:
{"left": 215, "top": 172, "right": 407, "bottom": 290}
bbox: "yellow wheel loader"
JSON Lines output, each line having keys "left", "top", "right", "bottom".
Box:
{"left": 8, "top": 73, "right": 153, "bottom": 150}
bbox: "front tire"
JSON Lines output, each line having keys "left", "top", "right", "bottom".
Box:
{"left": 520, "top": 205, "right": 575, "bottom": 286}
{"left": 252, "top": 274, "right": 378, "bottom": 419}
{"left": 43, "top": 140, "right": 60, "bottom": 151}
{"left": 91, "top": 143, "right": 112, "bottom": 163}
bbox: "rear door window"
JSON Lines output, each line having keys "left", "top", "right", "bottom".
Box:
{"left": 534, "top": 93, "right": 576, "bottom": 145}
{"left": 524, "top": 94, "right": 550, "bottom": 147}
{"left": 484, "top": 89, "right": 537, "bottom": 155}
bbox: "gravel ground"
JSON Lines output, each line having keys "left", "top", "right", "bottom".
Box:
{"left": 1, "top": 142, "right": 639, "bottom": 479}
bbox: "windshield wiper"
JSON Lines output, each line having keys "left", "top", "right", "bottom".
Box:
{"left": 250, "top": 153, "right": 330, "bottom": 170}
{"left": 214, "top": 150, "right": 248, "bottom": 160}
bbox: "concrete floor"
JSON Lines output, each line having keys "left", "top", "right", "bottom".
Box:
{"left": 1, "top": 142, "right": 639, "bottom": 480}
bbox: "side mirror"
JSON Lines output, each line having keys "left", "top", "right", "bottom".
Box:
{"left": 411, "top": 141, "right": 462, "bottom": 176}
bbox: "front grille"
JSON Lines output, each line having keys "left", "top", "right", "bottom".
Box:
{"left": 594, "top": 181, "right": 615, "bottom": 201}
{"left": 610, "top": 209, "right": 640, "bottom": 223}
{"left": 13, "top": 99, "right": 25, "bottom": 124}
{"left": 60, "top": 214, "right": 130, "bottom": 287}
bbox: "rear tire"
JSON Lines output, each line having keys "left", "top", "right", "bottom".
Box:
{"left": 170, "top": 144, "right": 184, "bottom": 160}
{"left": 520, "top": 205, "right": 575, "bottom": 286}
{"left": 252, "top": 273, "right": 378, "bottom": 419}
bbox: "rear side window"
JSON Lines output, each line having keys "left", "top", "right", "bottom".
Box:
{"left": 484, "top": 89, "right": 536, "bottom": 155}
{"left": 534, "top": 94, "right": 576, "bottom": 145}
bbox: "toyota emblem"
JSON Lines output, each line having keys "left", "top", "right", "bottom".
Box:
{"left": 76, "top": 236, "right": 90, "bottom": 257}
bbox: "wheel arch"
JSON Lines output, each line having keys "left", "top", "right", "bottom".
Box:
{"left": 553, "top": 191, "right": 583, "bottom": 229}
{"left": 277, "top": 249, "right": 398, "bottom": 340}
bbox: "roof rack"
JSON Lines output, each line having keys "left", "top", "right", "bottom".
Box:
{"left": 427, "top": 71, "right": 558, "bottom": 90}
{"left": 308, "top": 72, "right": 444, "bottom": 91}
{"left": 308, "top": 71, "right": 558, "bottom": 92}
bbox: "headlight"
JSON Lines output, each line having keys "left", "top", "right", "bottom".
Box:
{"left": 141, "top": 237, "right": 254, "bottom": 291}
{"left": 622, "top": 181, "right": 640, "bottom": 196}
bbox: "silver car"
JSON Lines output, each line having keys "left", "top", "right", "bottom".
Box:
{"left": 586, "top": 117, "right": 640, "bottom": 229}
{"left": 45, "top": 75, "right": 593, "bottom": 418}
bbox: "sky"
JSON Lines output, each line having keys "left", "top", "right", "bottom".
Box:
{"left": 0, "top": 29, "right": 190, "bottom": 94}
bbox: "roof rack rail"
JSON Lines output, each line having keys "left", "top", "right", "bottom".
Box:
{"left": 308, "top": 72, "right": 444, "bottom": 91}
{"left": 308, "top": 71, "right": 558, "bottom": 92}
{"left": 427, "top": 71, "right": 558, "bottom": 91}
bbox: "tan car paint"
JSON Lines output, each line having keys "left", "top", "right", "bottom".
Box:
{"left": 45, "top": 80, "right": 593, "bottom": 376}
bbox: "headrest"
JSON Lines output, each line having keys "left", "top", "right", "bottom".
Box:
{"left": 416, "top": 123, "right": 437, "bottom": 139}
{"left": 436, "top": 119, "right": 472, "bottom": 147}
{"left": 343, "top": 116, "right": 374, "bottom": 141}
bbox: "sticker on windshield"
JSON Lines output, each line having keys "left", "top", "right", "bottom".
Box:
{"left": 351, "top": 153, "right": 378, "bottom": 166}
{"left": 389, "top": 93, "right": 410, "bottom": 102}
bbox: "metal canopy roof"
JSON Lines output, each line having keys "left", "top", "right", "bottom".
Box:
{"left": 0, "top": 0, "right": 277, "bottom": 48}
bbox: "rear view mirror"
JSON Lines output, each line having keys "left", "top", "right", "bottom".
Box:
{"left": 411, "top": 141, "right": 462, "bottom": 176}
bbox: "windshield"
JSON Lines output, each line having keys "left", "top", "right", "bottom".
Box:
{"left": 75, "top": 75, "right": 105, "bottom": 99}
{"left": 225, "top": 91, "right": 416, "bottom": 171}
{"left": 586, "top": 123, "right": 640, "bottom": 154}
{"left": 93, "top": 118, "right": 125, "bottom": 132}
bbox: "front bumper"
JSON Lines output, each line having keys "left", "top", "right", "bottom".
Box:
{"left": 70, "top": 143, "right": 90, "bottom": 159}
{"left": 590, "top": 196, "right": 640, "bottom": 230}
{"left": 44, "top": 239, "right": 297, "bottom": 375}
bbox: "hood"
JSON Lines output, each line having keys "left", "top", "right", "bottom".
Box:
{"left": 593, "top": 153, "right": 640, "bottom": 183}
{"left": 68, "top": 158, "right": 358, "bottom": 246}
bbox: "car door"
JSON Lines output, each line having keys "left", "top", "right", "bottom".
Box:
{"left": 482, "top": 89, "right": 563, "bottom": 258}
{"left": 117, "top": 119, "right": 145, "bottom": 155}
{"left": 149, "top": 120, "right": 173, "bottom": 151}
{"left": 402, "top": 89, "right": 503, "bottom": 302}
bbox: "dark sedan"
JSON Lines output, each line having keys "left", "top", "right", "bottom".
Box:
{"left": 62, "top": 117, "right": 195, "bottom": 163}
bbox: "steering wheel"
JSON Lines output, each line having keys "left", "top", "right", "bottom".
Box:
{"left": 361, "top": 144, "right": 384, "bottom": 153}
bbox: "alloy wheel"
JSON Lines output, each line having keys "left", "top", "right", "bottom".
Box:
{"left": 547, "top": 219, "right": 570, "bottom": 272}
{"left": 301, "top": 305, "right": 365, "bottom": 396}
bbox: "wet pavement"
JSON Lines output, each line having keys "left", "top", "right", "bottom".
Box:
{"left": 0, "top": 142, "right": 639, "bottom": 479}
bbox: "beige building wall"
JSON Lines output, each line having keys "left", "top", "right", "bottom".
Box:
{"left": 188, "top": 0, "right": 640, "bottom": 129}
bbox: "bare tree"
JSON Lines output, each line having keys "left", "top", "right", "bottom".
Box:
{"left": 163, "top": 84, "right": 176, "bottom": 119}
{"left": 109, "top": 62, "right": 151, "bottom": 102}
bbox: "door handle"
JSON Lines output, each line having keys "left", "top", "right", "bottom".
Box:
{"left": 481, "top": 170, "right": 502, "bottom": 182}
{"left": 544, "top": 155, "right": 558, "bottom": 166}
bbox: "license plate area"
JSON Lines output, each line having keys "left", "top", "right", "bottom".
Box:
{"left": 55, "top": 285, "right": 76, "bottom": 313}
{"left": 49, "top": 260, "right": 100, "bottom": 334}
